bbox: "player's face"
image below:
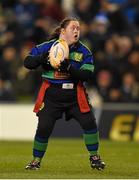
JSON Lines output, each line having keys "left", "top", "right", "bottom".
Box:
{"left": 63, "top": 21, "right": 80, "bottom": 45}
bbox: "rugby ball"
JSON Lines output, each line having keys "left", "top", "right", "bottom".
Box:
{"left": 49, "top": 39, "right": 69, "bottom": 69}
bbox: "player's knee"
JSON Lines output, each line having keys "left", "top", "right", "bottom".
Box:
{"left": 36, "top": 125, "right": 52, "bottom": 139}
{"left": 82, "top": 119, "right": 97, "bottom": 131}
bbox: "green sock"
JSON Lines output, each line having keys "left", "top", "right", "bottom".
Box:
{"left": 83, "top": 129, "right": 99, "bottom": 156}
{"left": 33, "top": 136, "right": 48, "bottom": 160}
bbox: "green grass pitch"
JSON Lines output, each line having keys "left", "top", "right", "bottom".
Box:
{"left": 0, "top": 139, "right": 139, "bottom": 179}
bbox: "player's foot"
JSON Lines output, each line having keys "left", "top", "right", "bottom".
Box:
{"left": 90, "top": 155, "right": 105, "bottom": 170}
{"left": 25, "top": 159, "right": 41, "bottom": 170}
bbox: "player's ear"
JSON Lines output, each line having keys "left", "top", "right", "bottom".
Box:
{"left": 61, "top": 28, "right": 65, "bottom": 35}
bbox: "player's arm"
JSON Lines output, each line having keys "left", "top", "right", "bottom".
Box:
{"left": 69, "top": 63, "right": 94, "bottom": 81}
{"left": 24, "top": 42, "right": 51, "bottom": 70}
{"left": 59, "top": 54, "right": 94, "bottom": 81}
{"left": 24, "top": 53, "right": 49, "bottom": 70}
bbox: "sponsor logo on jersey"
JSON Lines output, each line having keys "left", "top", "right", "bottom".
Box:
{"left": 70, "top": 52, "right": 83, "bottom": 62}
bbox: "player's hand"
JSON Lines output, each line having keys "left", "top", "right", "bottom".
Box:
{"left": 40, "top": 52, "right": 49, "bottom": 64}
{"left": 41, "top": 51, "right": 54, "bottom": 70}
{"left": 58, "top": 59, "right": 71, "bottom": 72}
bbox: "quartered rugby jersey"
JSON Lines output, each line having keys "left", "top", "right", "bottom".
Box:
{"left": 29, "top": 39, "right": 94, "bottom": 83}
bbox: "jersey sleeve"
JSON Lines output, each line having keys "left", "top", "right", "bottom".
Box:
{"left": 29, "top": 41, "right": 54, "bottom": 56}
{"left": 80, "top": 48, "right": 94, "bottom": 72}
{"left": 29, "top": 46, "right": 41, "bottom": 56}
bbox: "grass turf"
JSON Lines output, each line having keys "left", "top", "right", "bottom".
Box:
{"left": 0, "top": 139, "right": 139, "bottom": 179}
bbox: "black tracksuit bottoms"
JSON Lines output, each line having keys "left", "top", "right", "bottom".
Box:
{"left": 35, "top": 84, "right": 97, "bottom": 139}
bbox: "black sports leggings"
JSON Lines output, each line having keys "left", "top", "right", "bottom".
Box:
{"left": 35, "top": 86, "right": 97, "bottom": 139}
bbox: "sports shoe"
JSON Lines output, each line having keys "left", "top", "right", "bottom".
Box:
{"left": 90, "top": 155, "right": 105, "bottom": 170}
{"left": 25, "top": 160, "right": 41, "bottom": 170}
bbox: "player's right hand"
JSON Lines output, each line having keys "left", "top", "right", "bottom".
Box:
{"left": 41, "top": 52, "right": 49, "bottom": 63}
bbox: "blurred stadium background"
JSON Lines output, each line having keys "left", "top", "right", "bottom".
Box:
{"left": 0, "top": 0, "right": 139, "bottom": 178}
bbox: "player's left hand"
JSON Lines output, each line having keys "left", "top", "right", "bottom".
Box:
{"left": 58, "top": 59, "right": 71, "bottom": 72}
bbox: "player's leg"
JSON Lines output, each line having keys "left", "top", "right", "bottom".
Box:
{"left": 69, "top": 104, "right": 105, "bottom": 170}
{"left": 26, "top": 99, "right": 63, "bottom": 170}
